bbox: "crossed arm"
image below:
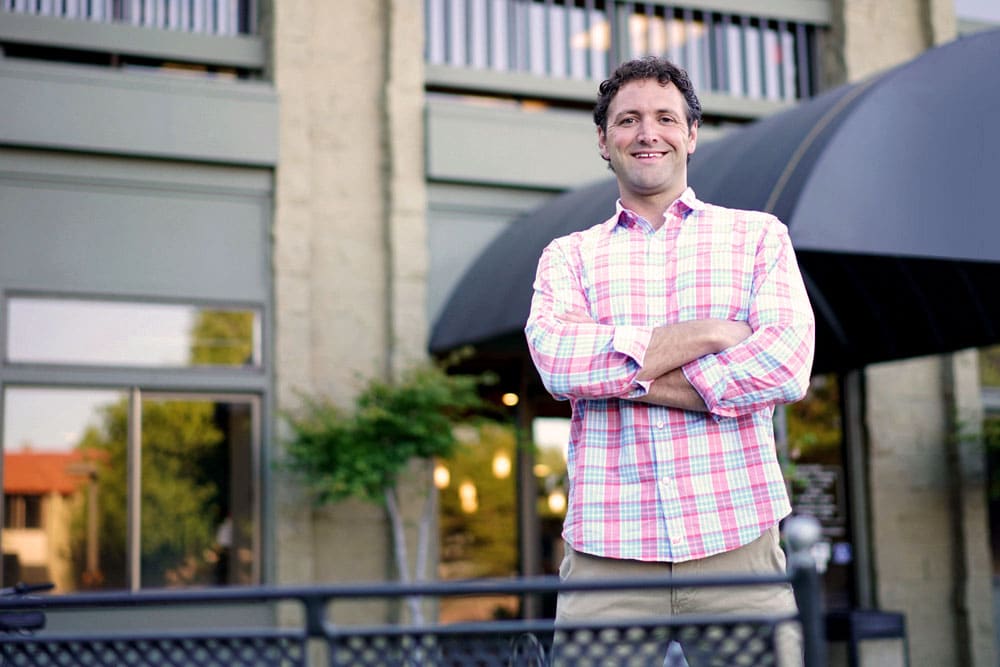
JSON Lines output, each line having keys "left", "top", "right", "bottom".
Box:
{"left": 525, "top": 222, "right": 813, "bottom": 416}
{"left": 554, "top": 310, "right": 751, "bottom": 411}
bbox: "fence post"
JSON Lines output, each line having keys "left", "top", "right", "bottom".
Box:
{"left": 784, "top": 515, "right": 827, "bottom": 667}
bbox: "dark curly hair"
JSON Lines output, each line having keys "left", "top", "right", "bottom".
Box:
{"left": 593, "top": 57, "right": 702, "bottom": 132}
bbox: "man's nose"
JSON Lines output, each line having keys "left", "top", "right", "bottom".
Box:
{"left": 636, "top": 118, "right": 659, "bottom": 143}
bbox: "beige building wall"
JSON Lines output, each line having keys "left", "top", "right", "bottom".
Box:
{"left": 867, "top": 352, "right": 994, "bottom": 667}
{"left": 824, "top": 0, "right": 957, "bottom": 85}
{"left": 268, "top": 0, "right": 429, "bottom": 609}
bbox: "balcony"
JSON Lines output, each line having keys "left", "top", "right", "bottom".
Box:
{"left": 425, "top": 0, "right": 830, "bottom": 117}
{"left": 0, "top": 0, "right": 263, "bottom": 75}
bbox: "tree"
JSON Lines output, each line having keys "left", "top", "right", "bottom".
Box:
{"left": 189, "top": 309, "right": 255, "bottom": 366}
{"left": 72, "top": 399, "right": 225, "bottom": 589}
{"left": 282, "top": 362, "right": 496, "bottom": 624}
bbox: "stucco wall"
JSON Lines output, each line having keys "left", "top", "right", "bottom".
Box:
{"left": 866, "top": 351, "right": 994, "bottom": 667}
{"left": 825, "top": 0, "right": 956, "bottom": 86}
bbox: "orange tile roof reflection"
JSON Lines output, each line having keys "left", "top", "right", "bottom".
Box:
{"left": 3, "top": 449, "right": 103, "bottom": 495}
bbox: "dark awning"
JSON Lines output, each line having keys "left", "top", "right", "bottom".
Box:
{"left": 431, "top": 28, "right": 1000, "bottom": 375}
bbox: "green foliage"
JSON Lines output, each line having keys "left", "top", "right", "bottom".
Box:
{"left": 73, "top": 399, "right": 226, "bottom": 588}
{"left": 980, "top": 345, "right": 1000, "bottom": 387}
{"left": 786, "top": 374, "right": 842, "bottom": 465}
{"left": 189, "top": 310, "right": 255, "bottom": 366}
{"left": 282, "top": 363, "right": 494, "bottom": 507}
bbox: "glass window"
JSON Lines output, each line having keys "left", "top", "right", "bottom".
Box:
{"left": 139, "top": 395, "right": 256, "bottom": 588}
{"left": 3, "top": 495, "right": 42, "bottom": 529}
{"left": 785, "top": 374, "right": 853, "bottom": 610}
{"left": 437, "top": 422, "right": 519, "bottom": 621}
{"left": 2, "top": 387, "right": 127, "bottom": 592}
{"left": 1, "top": 387, "right": 258, "bottom": 591}
{"left": 6, "top": 297, "right": 261, "bottom": 368}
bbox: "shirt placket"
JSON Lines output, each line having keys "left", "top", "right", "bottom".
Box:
{"left": 649, "top": 214, "right": 689, "bottom": 559}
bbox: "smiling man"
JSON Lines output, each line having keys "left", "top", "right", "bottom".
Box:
{"left": 524, "top": 57, "right": 816, "bottom": 666}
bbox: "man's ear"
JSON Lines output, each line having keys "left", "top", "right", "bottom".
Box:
{"left": 597, "top": 126, "right": 610, "bottom": 161}
{"left": 687, "top": 121, "right": 698, "bottom": 156}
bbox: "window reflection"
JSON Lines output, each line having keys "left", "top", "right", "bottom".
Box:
{"left": 2, "top": 387, "right": 125, "bottom": 592}
{"left": 2, "top": 388, "right": 257, "bottom": 591}
{"left": 7, "top": 297, "right": 261, "bottom": 368}
{"left": 139, "top": 397, "right": 255, "bottom": 588}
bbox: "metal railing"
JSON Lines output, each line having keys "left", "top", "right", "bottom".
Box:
{"left": 0, "top": 0, "right": 257, "bottom": 36}
{"left": 0, "top": 517, "right": 826, "bottom": 666}
{"left": 425, "top": 0, "right": 821, "bottom": 102}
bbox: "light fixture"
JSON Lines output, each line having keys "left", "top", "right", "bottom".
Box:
{"left": 547, "top": 489, "right": 567, "bottom": 514}
{"left": 433, "top": 463, "right": 451, "bottom": 489}
{"left": 501, "top": 392, "right": 519, "bottom": 407}
{"left": 492, "top": 450, "right": 512, "bottom": 479}
{"left": 459, "top": 480, "right": 478, "bottom": 513}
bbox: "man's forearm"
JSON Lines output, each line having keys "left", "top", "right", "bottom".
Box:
{"left": 632, "top": 369, "right": 708, "bottom": 411}
{"left": 635, "top": 320, "right": 751, "bottom": 382}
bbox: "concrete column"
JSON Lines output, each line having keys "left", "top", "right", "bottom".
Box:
{"left": 824, "top": 0, "right": 957, "bottom": 86}
{"left": 865, "top": 352, "right": 994, "bottom": 667}
{"left": 269, "top": 0, "right": 430, "bottom": 615}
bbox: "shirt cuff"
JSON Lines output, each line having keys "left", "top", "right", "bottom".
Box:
{"left": 612, "top": 325, "right": 654, "bottom": 396}
{"left": 683, "top": 355, "right": 738, "bottom": 418}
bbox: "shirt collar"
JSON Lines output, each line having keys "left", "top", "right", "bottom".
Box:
{"left": 612, "top": 187, "right": 704, "bottom": 229}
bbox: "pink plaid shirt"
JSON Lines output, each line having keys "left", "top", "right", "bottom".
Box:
{"left": 525, "top": 188, "right": 815, "bottom": 562}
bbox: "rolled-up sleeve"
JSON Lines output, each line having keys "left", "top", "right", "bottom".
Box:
{"left": 683, "top": 221, "right": 815, "bottom": 418}
{"left": 525, "top": 238, "right": 654, "bottom": 400}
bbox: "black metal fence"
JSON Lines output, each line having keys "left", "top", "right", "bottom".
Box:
{"left": 0, "top": 517, "right": 826, "bottom": 666}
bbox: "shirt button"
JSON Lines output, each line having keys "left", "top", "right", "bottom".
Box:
{"left": 656, "top": 421, "right": 665, "bottom": 429}
{"left": 671, "top": 535, "right": 685, "bottom": 545}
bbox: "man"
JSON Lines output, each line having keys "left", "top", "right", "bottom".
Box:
{"left": 524, "top": 56, "right": 815, "bottom": 666}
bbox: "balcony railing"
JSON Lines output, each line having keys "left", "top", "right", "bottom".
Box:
{"left": 0, "top": 0, "right": 257, "bottom": 36}
{"left": 425, "top": 0, "right": 824, "bottom": 102}
{"left": 0, "top": 517, "right": 828, "bottom": 666}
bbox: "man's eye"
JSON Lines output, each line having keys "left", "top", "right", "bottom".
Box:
{"left": 619, "top": 118, "right": 636, "bottom": 125}
{"left": 660, "top": 116, "right": 676, "bottom": 124}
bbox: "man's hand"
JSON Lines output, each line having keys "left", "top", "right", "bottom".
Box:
{"left": 636, "top": 319, "right": 752, "bottom": 382}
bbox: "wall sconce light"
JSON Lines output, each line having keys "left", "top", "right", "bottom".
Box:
{"left": 434, "top": 463, "right": 451, "bottom": 489}
{"left": 492, "top": 450, "right": 512, "bottom": 479}
{"left": 459, "top": 480, "right": 478, "bottom": 513}
{"left": 547, "top": 489, "right": 567, "bottom": 514}
{"left": 501, "top": 392, "right": 519, "bottom": 407}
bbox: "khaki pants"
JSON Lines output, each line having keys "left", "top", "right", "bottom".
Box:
{"left": 553, "top": 527, "right": 802, "bottom": 667}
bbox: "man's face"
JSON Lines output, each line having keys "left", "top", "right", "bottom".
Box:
{"left": 597, "top": 79, "right": 698, "bottom": 206}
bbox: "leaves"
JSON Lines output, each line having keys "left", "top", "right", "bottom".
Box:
{"left": 282, "top": 363, "right": 495, "bottom": 507}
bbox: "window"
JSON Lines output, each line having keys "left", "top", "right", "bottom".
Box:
{"left": 785, "top": 374, "right": 853, "bottom": 610}
{"left": 3, "top": 494, "right": 42, "bottom": 529}
{"left": 7, "top": 297, "right": 261, "bottom": 369}
{"left": 1, "top": 386, "right": 258, "bottom": 592}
